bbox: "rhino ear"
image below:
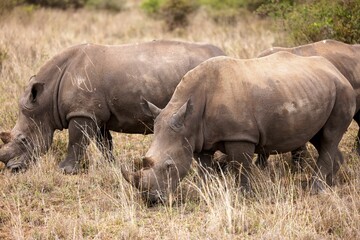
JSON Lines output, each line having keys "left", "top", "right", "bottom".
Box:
{"left": 140, "top": 96, "right": 162, "bottom": 118}
{"left": 29, "top": 82, "right": 45, "bottom": 103}
{"left": 28, "top": 75, "right": 36, "bottom": 82}
{"left": 170, "top": 98, "right": 193, "bottom": 130}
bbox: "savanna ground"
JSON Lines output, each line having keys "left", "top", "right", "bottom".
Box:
{"left": 0, "top": 2, "right": 360, "bottom": 239}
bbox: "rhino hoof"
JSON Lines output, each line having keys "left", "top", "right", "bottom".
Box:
{"left": 59, "top": 161, "right": 79, "bottom": 174}
{"left": 310, "top": 176, "right": 326, "bottom": 194}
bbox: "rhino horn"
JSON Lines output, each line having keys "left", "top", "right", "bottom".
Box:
{"left": 121, "top": 166, "right": 141, "bottom": 188}
{"left": 0, "top": 132, "right": 11, "bottom": 144}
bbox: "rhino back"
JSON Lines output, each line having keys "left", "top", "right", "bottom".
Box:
{"left": 171, "top": 53, "right": 350, "bottom": 153}
{"left": 57, "top": 41, "right": 224, "bottom": 133}
{"left": 260, "top": 40, "right": 360, "bottom": 112}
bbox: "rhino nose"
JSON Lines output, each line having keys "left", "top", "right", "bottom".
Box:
{"left": 142, "top": 156, "right": 154, "bottom": 168}
{"left": 16, "top": 134, "right": 27, "bottom": 144}
{"left": 7, "top": 162, "right": 26, "bottom": 173}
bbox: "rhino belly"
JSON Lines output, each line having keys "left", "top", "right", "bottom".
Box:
{"left": 255, "top": 98, "right": 334, "bottom": 154}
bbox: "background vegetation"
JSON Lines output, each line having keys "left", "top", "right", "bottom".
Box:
{"left": 257, "top": 0, "right": 360, "bottom": 44}
{"left": 0, "top": 0, "right": 359, "bottom": 239}
{"left": 2, "top": 0, "right": 359, "bottom": 44}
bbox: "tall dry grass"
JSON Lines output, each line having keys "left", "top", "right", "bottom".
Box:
{"left": 0, "top": 4, "right": 359, "bottom": 239}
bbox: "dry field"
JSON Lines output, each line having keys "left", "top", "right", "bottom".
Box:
{"left": 0, "top": 3, "right": 359, "bottom": 239}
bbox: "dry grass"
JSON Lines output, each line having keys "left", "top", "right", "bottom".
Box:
{"left": 0, "top": 3, "right": 359, "bottom": 239}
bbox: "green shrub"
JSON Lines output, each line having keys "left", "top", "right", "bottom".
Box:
{"left": 258, "top": 0, "right": 360, "bottom": 44}
{"left": 161, "top": 0, "right": 198, "bottom": 30}
{"left": 86, "top": 0, "right": 126, "bottom": 11}
{"left": 25, "top": 0, "right": 88, "bottom": 9}
{"left": 141, "top": 0, "right": 198, "bottom": 30}
{"left": 0, "top": 0, "right": 24, "bottom": 13}
{"left": 1, "top": 0, "right": 127, "bottom": 11}
{"left": 141, "top": 0, "right": 165, "bottom": 14}
{"left": 198, "top": 0, "right": 270, "bottom": 11}
{"left": 198, "top": 0, "right": 244, "bottom": 10}
{"left": 198, "top": 0, "right": 270, "bottom": 25}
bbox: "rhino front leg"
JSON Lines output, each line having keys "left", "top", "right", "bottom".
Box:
{"left": 96, "top": 126, "right": 115, "bottom": 162}
{"left": 254, "top": 152, "right": 269, "bottom": 169}
{"left": 224, "top": 141, "right": 255, "bottom": 192}
{"left": 290, "top": 145, "right": 307, "bottom": 172}
{"left": 59, "top": 118, "right": 97, "bottom": 174}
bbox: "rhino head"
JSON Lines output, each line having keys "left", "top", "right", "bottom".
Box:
{"left": 0, "top": 75, "right": 57, "bottom": 171}
{"left": 122, "top": 97, "right": 195, "bottom": 205}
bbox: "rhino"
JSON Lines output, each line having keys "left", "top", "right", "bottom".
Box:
{"left": 256, "top": 39, "right": 360, "bottom": 168}
{"left": 0, "top": 40, "right": 225, "bottom": 173}
{"left": 122, "top": 52, "right": 356, "bottom": 205}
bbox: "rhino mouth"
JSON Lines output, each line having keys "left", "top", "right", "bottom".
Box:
{"left": 6, "top": 155, "right": 28, "bottom": 173}
{"left": 7, "top": 162, "right": 27, "bottom": 173}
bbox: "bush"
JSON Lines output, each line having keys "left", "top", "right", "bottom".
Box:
{"left": 161, "top": 0, "right": 198, "bottom": 30}
{"left": 258, "top": 0, "right": 360, "bottom": 44}
{"left": 86, "top": 0, "right": 126, "bottom": 11}
{"left": 141, "top": 0, "right": 164, "bottom": 14}
{"left": 1, "top": 0, "right": 126, "bottom": 11}
{"left": 198, "top": 0, "right": 243, "bottom": 10}
{"left": 140, "top": 0, "right": 271, "bottom": 29}
{"left": 198, "top": 0, "right": 270, "bottom": 11}
{"left": 25, "top": 0, "right": 87, "bottom": 9}
{"left": 141, "top": 0, "right": 198, "bottom": 30}
{"left": 0, "top": 0, "right": 24, "bottom": 13}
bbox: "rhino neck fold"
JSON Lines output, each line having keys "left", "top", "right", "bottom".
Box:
{"left": 53, "top": 65, "right": 67, "bottom": 130}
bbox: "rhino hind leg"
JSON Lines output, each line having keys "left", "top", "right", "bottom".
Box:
{"left": 224, "top": 141, "right": 255, "bottom": 192}
{"left": 309, "top": 132, "right": 340, "bottom": 192}
{"left": 325, "top": 149, "right": 344, "bottom": 186}
{"left": 59, "top": 118, "right": 98, "bottom": 174}
{"left": 353, "top": 111, "right": 360, "bottom": 155}
{"left": 310, "top": 95, "right": 354, "bottom": 193}
{"left": 95, "top": 126, "right": 115, "bottom": 162}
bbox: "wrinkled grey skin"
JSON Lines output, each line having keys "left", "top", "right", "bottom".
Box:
{"left": 122, "top": 52, "right": 356, "bottom": 205}
{"left": 256, "top": 39, "right": 360, "bottom": 168}
{"left": 0, "top": 40, "right": 225, "bottom": 173}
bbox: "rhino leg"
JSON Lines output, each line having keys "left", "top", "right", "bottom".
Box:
{"left": 194, "top": 152, "right": 213, "bottom": 174}
{"left": 224, "top": 141, "right": 255, "bottom": 192}
{"left": 324, "top": 149, "right": 344, "bottom": 186}
{"left": 59, "top": 118, "right": 98, "bottom": 174}
{"left": 95, "top": 126, "right": 114, "bottom": 162}
{"left": 254, "top": 152, "right": 269, "bottom": 169}
{"left": 310, "top": 102, "right": 353, "bottom": 192}
{"left": 310, "top": 132, "right": 339, "bottom": 192}
{"left": 290, "top": 145, "right": 307, "bottom": 172}
{"left": 195, "top": 151, "right": 227, "bottom": 174}
{"left": 353, "top": 111, "right": 360, "bottom": 155}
